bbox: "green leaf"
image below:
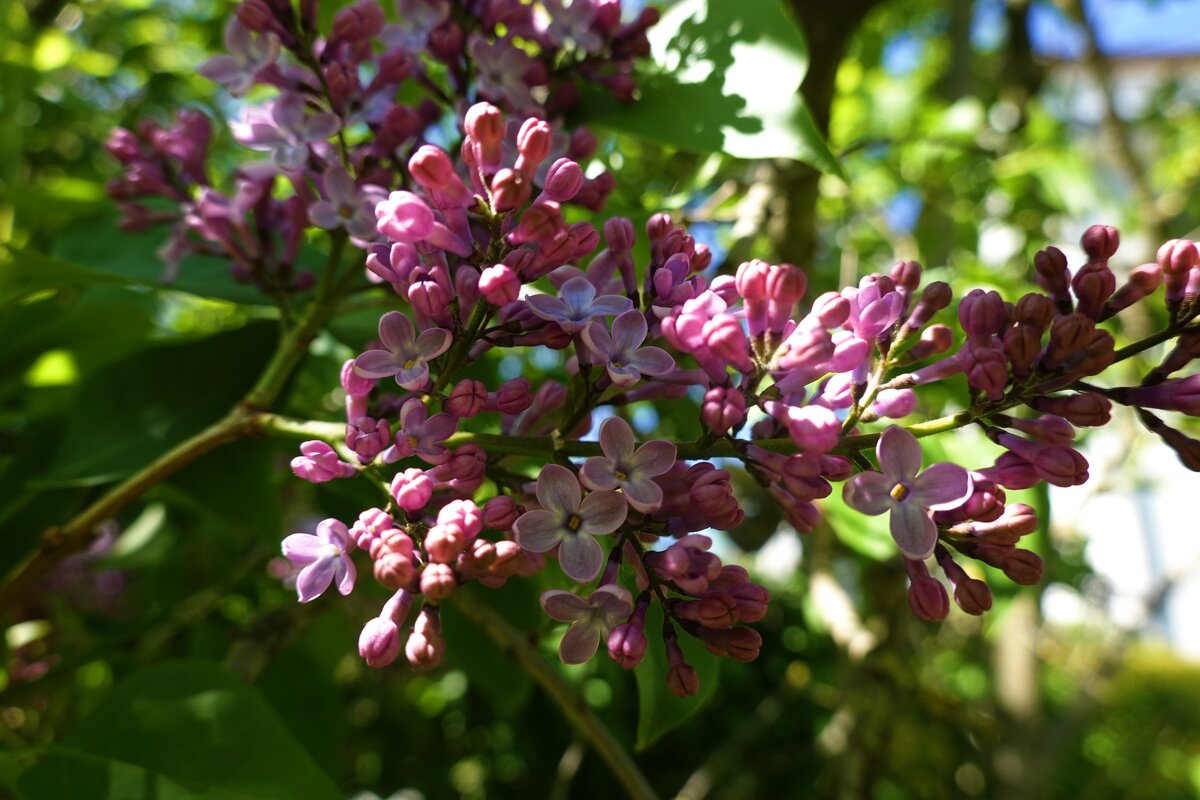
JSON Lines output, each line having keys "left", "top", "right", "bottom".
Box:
{"left": 441, "top": 581, "right": 540, "bottom": 714}
{"left": 633, "top": 602, "right": 720, "bottom": 750}
{"left": 36, "top": 322, "right": 277, "bottom": 486}
{"left": 17, "top": 660, "right": 341, "bottom": 800}
{"left": 576, "top": 0, "right": 842, "bottom": 175}
{"left": 820, "top": 484, "right": 895, "bottom": 561}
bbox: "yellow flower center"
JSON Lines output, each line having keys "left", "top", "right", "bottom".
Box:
{"left": 408, "top": 435, "right": 419, "bottom": 449}
{"left": 890, "top": 483, "right": 910, "bottom": 502}
{"left": 403, "top": 358, "right": 416, "bottom": 369}
{"left": 614, "top": 469, "right": 628, "bottom": 481}
{"left": 567, "top": 514, "right": 583, "bottom": 532}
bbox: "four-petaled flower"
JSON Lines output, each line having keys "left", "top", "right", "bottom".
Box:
{"left": 540, "top": 585, "right": 634, "bottom": 664}
{"left": 582, "top": 309, "right": 675, "bottom": 387}
{"left": 843, "top": 426, "right": 973, "bottom": 559}
{"left": 383, "top": 397, "right": 458, "bottom": 464}
{"left": 281, "top": 519, "right": 357, "bottom": 602}
{"left": 526, "top": 276, "right": 633, "bottom": 334}
{"left": 309, "top": 165, "right": 384, "bottom": 241}
{"left": 199, "top": 19, "right": 280, "bottom": 97}
{"left": 513, "top": 464, "right": 627, "bottom": 582}
{"left": 230, "top": 93, "right": 339, "bottom": 170}
{"left": 353, "top": 311, "right": 452, "bottom": 390}
{"left": 580, "top": 416, "right": 677, "bottom": 513}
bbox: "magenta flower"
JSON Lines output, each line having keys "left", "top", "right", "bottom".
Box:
{"left": 383, "top": 397, "right": 458, "bottom": 464}
{"left": 581, "top": 310, "right": 675, "bottom": 387}
{"left": 513, "top": 464, "right": 627, "bottom": 582}
{"left": 281, "top": 519, "right": 357, "bottom": 602}
{"left": 199, "top": 19, "right": 280, "bottom": 96}
{"left": 230, "top": 93, "right": 339, "bottom": 170}
{"left": 540, "top": 585, "right": 634, "bottom": 664}
{"left": 526, "top": 276, "right": 632, "bottom": 334}
{"left": 843, "top": 426, "right": 973, "bottom": 559}
{"left": 580, "top": 416, "right": 677, "bottom": 513}
{"left": 353, "top": 311, "right": 451, "bottom": 390}
{"left": 309, "top": 165, "right": 383, "bottom": 240}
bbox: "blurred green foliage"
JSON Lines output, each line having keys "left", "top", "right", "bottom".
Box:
{"left": 3, "top": 0, "right": 1200, "bottom": 798}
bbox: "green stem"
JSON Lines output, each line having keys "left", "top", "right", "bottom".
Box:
{"left": 447, "top": 589, "right": 659, "bottom": 800}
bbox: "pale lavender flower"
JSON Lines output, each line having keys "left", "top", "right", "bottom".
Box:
{"left": 281, "top": 519, "right": 357, "bottom": 602}
{"left": 843, "top": 426, "right": 973, "bottom": 559}
{"left": 382, "top": 397, "right": 458, "bottom": 464}
{"left": 380, "top": 0, "right": 450, "bottom": 50}
{"left": 230, "top": 93, "right": 339, "bottom": 170}
{"left": 513, "top": 464, "right": 627, "bottom": 582}
{"left": 581, "top": 309, "right": 675, "bottom": 386}
{"left": 540, "top": 584, "right": 634, "bottom": 664}
{"left": 309, "top": 165, "right": 384, "bottom": 240}
{"left": 540, "top": 0, "right": 604, "bottom": 53}
{"left": 353, "top": 311, "right": 452, "bottom": 390}
{"left": 469, "top": 35, "right": 540, "bottom": 112}
{"left": 526, "top": 276, "right": 632, "bottom": 334}
{"left": 199, "top": 19, "right": 280, "bottom": 96}
{"left": 580, "top": 416, "right": 676, "bottom": 513}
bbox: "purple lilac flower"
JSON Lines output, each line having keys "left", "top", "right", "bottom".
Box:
{"left": 540, "top": 0, "right": 604, "bottom": 53}
{"left": 513, "top": 464, "right": 627, "bottom": 582}
{"left": 199, "top": 19, "right": 280, "bottom": 96}
{"left": 230, "top": 93, "right": 339, "bottom": 170}
{"left": 309, "top": 165, "right": 385, "bottom": 240}
{"left": 540, "top": 584, "right": 634, "bottom": 664}
{"left": 581, "top": 309, "right": 675, "bottom": 386}
{"left": 526, "top": 276, "right": 632, "bottom": 334}
{"left": 353, "top": 311, "right": 451, "bottom": 390}
{"left": 281, "top": 519, "right": 357, "bottom": 602}
{"left": 383, "top": 397, "right": 458, "bottom": 464}
{"left": 380, "top": 0, "right": 449, "bottom": 50}
{"left": 580, "top": 416, "right": 677, "bottom": 513}
{"left": 843, "top": 426, "right": 973, "bottom": 559}
{"left": 469, "top": 35, "right": 541, "bottom": 113}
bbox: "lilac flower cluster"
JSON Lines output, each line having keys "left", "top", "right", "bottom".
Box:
{"left": 272, "top": 90, "right": 1200, "bottom": 688}
{"left": 105, "top": 0, "right": 1200, "bottom": 697}
{"left": 105, "top": 0, "right": 652, "bottom": 289}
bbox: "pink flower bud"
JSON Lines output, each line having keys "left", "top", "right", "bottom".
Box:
{"left": 1103, "top": 263, "right": 1161, "bottom": 319}
{"left": 1042, "top": 313, "right": 1095, "bottom": 370}
{"left": 1081, "top": 224, "right": 1119, "bottom": 261}
{"left": 1072, "top": 260, "right": 1117, "bottom": 320}
{"left": 1014, "top": 293, "right": 1055, "bottom": 330}
{"left": 515, "top": 118, "right": 552, "bottom": 176}
{"left": 604, "top": 216, "right": 636, "bottom": 252}
{"left": 479, "top": 264, "right": 521, "bottom": 306}
{"left": 1029, "top": 392, "right": 1111, "bottom": 427}
{"left": 908, "top": 577, "right": 950, "bottom": 622}
{"left": 664, "top": 635, "right": 698, "bottom": 698}
{"left": 408, "top": 279, "right": 451, "bottom": 324}
{"left": 390, "top": 468, "right": 433, "bottom": 513}
{"left": 351, "top": 507, "right": 395, "bottom": 551}
{"left": 487, "top": 377, "right": 534, "bottom": 414}
{"left": 406, "top": 608, "right": 445, "bottom": 669}
{"left": 1003, "top": 549, "right": 1044, "bottom": 585}
{"left": 700, "top": 386, "right": 746, "bottom": 435}
{"left": 1034, "top": 246, "right": 1071, "bottom": 307}
{"left": 291, "top": 441, "right": 356, "bottom": 483}
{"left": 1003, "top": 324, "right": 1042, "bottom": 378}
{"left": 438, "top": 499, "right": 482, "bottom": 539}
{"left": 958, "top": 289, "right": 1006, "bottom": 342}
{"left": 543, "top": 157, "right": 583, "bottom": 202}
{"left": 674, "top": 592, "right": 738, "bottom": 629}
{"left": 728, "top": 581, "right": 770, "bottom": 622}
{"left": 490, "top": 168, "right": 530, "bottom": 213}
{"left": 607, "top": 621, "right": 648, "bottom": 669}
{"left": 358, "top": 617, "right": 401, "bottom": 668}
{"left": 962, "top": 345, "right": 1009, "bottom": 400}
{"left": 905, "top": 281, "right": 952, "bottom": 329}
{"left": 953, "top": 579, "right": 993, "bottom": 615}
{"left": 446, "top": 379, "right": 487, "bottom": 418}
{"left": 808, "top": 291, "right": 851, "bottom": 329}
{"left": 482, "top": 496, "right": 521, "bottom": 532}
{"left": 374, "top": 551, "right": 416, "bottom": 590}
{"left": 425, "top": 524, "right": 466, "bottom": 564}
{"left": 345, "top": 417, "right": 391, "bottom": 463}
{"left": 871, "top": 388, "right": 916, "bottom": 419}
{"left": 1157, "top": 238, "right": 1200, "bottom": 275}
{"left": 376, "top": 190, "right": 434, "bottom": 242}
{"left": 420, "top": 563, "right": 457, "bottom": 600}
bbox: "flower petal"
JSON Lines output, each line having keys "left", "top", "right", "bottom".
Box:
{"left": 591, "top": 584, "right": 634, "bottom": 620}
{"left": 378, "top": 311, "right": 416, "bottom": 353}
{"left": 513, "top": 509, "right": 566, "bottom": 553}
{"left": 580, "top": 320, "right": 613, "bottom": 358}
{"left": 843, "top": 471, "right": 893, "bottom": 515}
{"left": 598, "top": 416, "right": 636, "bottom": 461}
{"left": 560, "top": 277, "right": 597, "bottom": 313}
{"left": 589, "top": 295, "right": 635, "bottom": 317}
{"left": 631, "top": 440, "right": 676, "bottom": 477}
{"left": 610, "top": 309, "right": 648, "bottom": 352}
{"left": 526, "top": 293, "right": 569, "bottom": 322}
{"left": 295, "top": 560, "right": 334, "bottom": 602}
{"left": 559, "top": 620, "right": 601, "bottom": 664}
{"left": 558, "top": 532, "right": 604, "bottom": 582}
{"left": 628, "top": 346, "right": 675, "bottom": 376}
{"left": 395, "top": 363, "right": 430, "bottom": 390}
{"left": 912, "top": 462, "right": 974, "bottom": 511}
{"left": 579, "top": 457, "right": 620, "bottom": 491}
{"left": 540, "top": 589, "right": 591, "bottom": 621}
{"left": 317, "top": 519, "right": 351, "bottom": 548}
{"left": 620, "top": 476, "right": 663, "bottom": 513}
{"left": 415, "top": 328, "right": 452, "bottom": 359}
{"left": 334, "top": 555, "right": 356, "bottom": 596}
{"left": 877, "top": 426, "right": 922, "bottom": 482}
{"left": 578, "top": 490, "right": 627, "bottom": 536}
{"left": 353, "top": 349, "right": 402, "bottom": 378}
{"left": 535, "top": 464, "right": 581, "bottom": 514}
{"left": 606, "top": 363, "right": 642, "bottom": 387}
{"left": 889, "top": 503, "right": 939, "bottom": 560}
{"left": 281, "top": 533, "right": 322, "bottom": 564}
